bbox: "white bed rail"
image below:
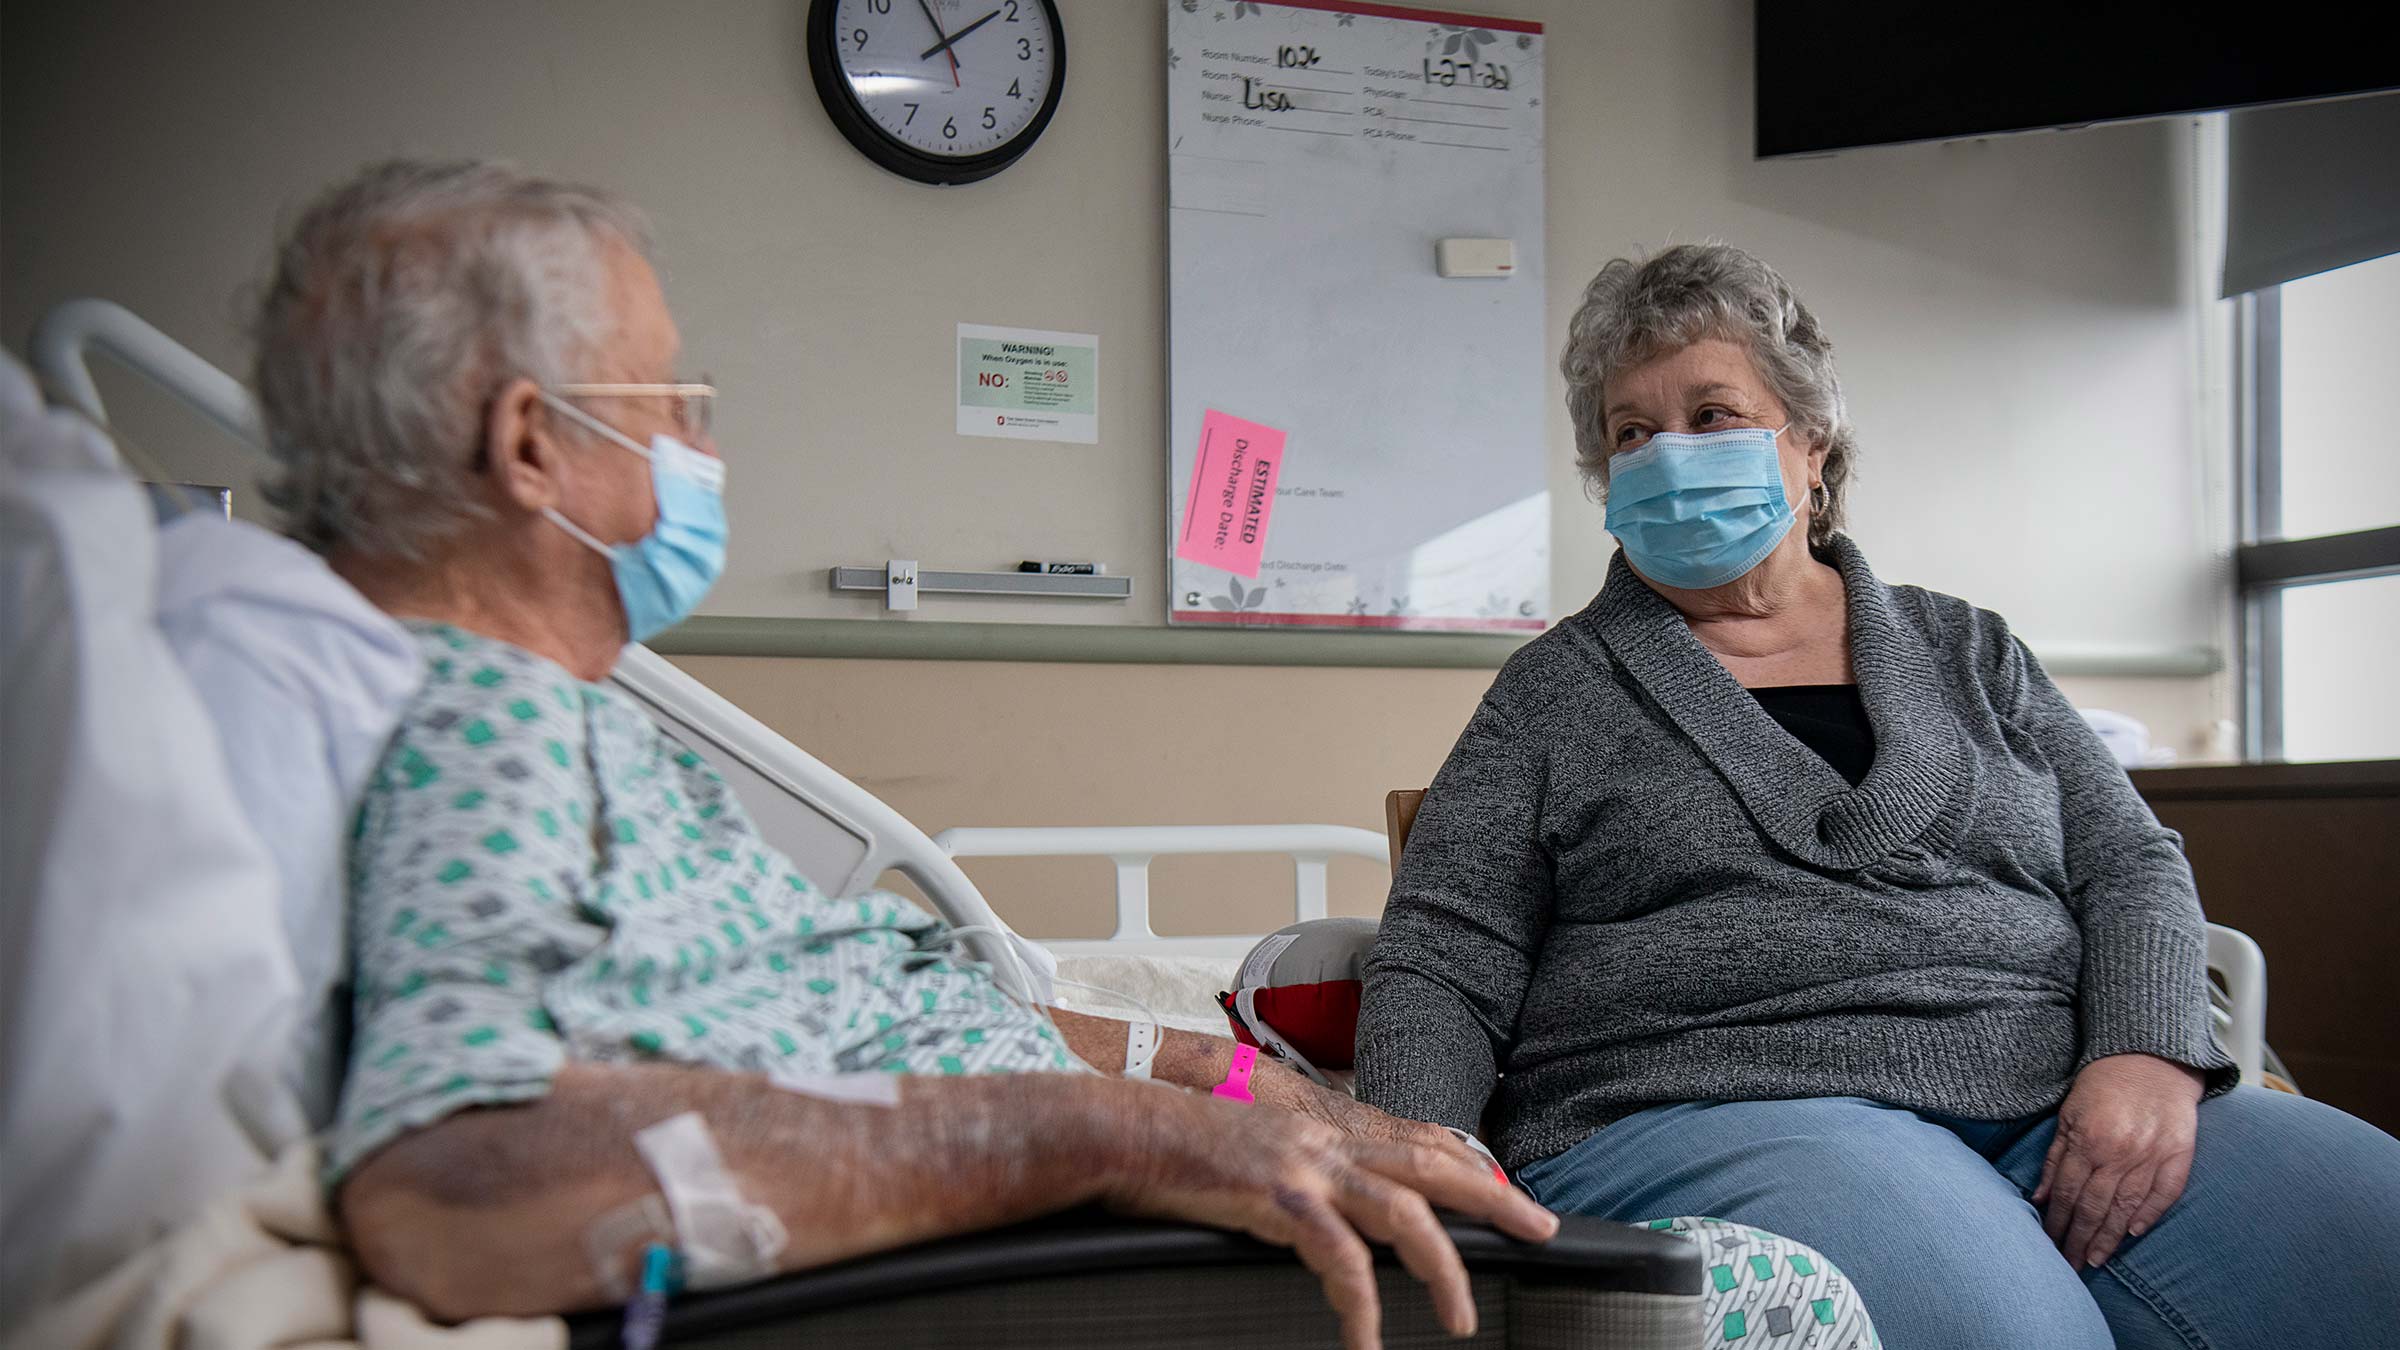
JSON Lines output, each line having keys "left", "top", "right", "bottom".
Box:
{"left": 32, "top": 298, "right": 265, "bottom": 450}
{"left": 935, "top": 824, "right": 1390, "bottom": 960}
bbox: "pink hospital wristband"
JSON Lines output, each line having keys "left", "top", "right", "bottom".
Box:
{"left": 1212, "top": 1044, "right": 1259, "bottom": 1104}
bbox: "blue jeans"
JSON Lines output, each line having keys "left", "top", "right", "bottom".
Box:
{"left": 1517, "top": 1087, "right": 2400, "bottom": 1349}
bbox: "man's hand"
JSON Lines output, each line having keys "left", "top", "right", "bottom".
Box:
{"left": 1107, "top": 1087, "right": 1560, "bottom": 1350}
{"left": 2033, "top": 1052, "right": 2204, "bottom": 1270}
{"left": 1042, "top": 1006, "right": 1498, "bottom": 1179}
{"left": 1257, "top": 1065, "right": 1499, "bottom": 1179}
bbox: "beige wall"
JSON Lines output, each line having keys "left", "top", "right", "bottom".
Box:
{"left": 6, "top": 2, "right": 2229, "bottom": 655}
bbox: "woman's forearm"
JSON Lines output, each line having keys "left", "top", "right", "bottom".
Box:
{"left": 2005, "top": 640, "right": 2228, "bottom": 1076}
{"left": 1353, "top": 964, "right": 1503, "bottom": 1133}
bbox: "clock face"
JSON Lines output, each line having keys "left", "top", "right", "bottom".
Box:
{"left": 810, "top": 0, "right": 1066, "bottom": 185}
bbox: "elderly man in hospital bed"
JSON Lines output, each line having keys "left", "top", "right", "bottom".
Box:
{"left": 242, "top": 158, "right": 1556, "bottom": 1350}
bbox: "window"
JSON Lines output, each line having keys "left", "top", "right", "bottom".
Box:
{"left": 2236, "top": 252, "right": 2400, "bottom": 762}
{"left": 2278, "top": 575, "right": 2400, "bottom": 761}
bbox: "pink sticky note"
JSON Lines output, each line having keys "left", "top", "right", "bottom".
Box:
{"left": 1176, "top": 410, "right": 1286, "bottom": 579}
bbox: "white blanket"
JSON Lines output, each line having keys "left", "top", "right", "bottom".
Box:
{"left": 1049, "top": 953, "right": 1240, "bottom": 1038}
{"left": 2, "top": 1142, "right": 562, "bottom": 1350}
{"left": 0, "top": 355, "right": 302, "bottom": 1317}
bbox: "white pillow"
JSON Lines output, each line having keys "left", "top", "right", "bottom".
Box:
{"left": 0, "top": 356, "right": 298, "bottom": 1319}
{"left": 153, "top": 514, "right": 422, "bottom": 1128}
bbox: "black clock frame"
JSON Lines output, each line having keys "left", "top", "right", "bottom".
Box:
{"left": 806, "top": 0, "right": 1068, "bottom": 186}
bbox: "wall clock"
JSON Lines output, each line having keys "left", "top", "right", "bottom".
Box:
{"left": 807, "top": 0, "right": 1067, "bottom": 186}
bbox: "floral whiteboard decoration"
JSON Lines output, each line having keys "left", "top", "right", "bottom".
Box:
{"left": 1209, "top": 576, "right": 1271, "bottom": 612}
{"left": 1434, "top": 25, "right": 1500, "bottom": 62}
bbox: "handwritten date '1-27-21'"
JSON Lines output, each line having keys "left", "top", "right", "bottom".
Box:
{"left": 1423, "top": 58, "right": 1511, "bottom": 90}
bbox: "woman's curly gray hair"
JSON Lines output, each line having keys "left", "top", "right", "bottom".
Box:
{"left": 252, "top": 158, "right": 651, "bottom": 559}
{"left": 1560, "top": 243, "right": 1855, "bottom": 547}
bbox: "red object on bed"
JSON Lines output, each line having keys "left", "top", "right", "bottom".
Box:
{"left": 1220, "top": 916, "right": 1380, "bottom": 1078}
{"left": 1220, "top": 981, "right": 1363, "bottom": 1068}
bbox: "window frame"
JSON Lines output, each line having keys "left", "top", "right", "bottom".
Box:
{"left": 2234, "top": 283, "right": 2400, "bottom": 762}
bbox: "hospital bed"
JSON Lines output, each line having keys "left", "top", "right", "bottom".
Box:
{"left": 22, "top": 299, "right": 1711, "bottom": 1348}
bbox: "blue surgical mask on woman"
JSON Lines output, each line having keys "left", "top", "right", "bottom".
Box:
{"left": 536, "top": 390, "right": 729, "bottom": 643}
{"left": 1603, "top": 424, "right": 1796, "bottom": 591}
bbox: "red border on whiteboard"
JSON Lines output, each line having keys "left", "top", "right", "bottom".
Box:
{"left": 1174, "top": 608, "right": 1547, "bottom": 633}
{"left": 1252, "top": 0, "right": 1543, "bottom": 36}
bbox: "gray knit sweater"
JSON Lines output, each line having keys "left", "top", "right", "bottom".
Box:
{"left": 1355, "top": 537, "right": 2236, "bottom": 1173}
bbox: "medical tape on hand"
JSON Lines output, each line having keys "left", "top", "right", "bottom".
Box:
{"left": 583, "top": 1193, "right": 676, "bottom": 1302}
{"left": 1445, "top": 1126, "right": 1525, "bottom": 1193}
{"left": 632, "top": 1112, "right": 788, "bottom": 1290}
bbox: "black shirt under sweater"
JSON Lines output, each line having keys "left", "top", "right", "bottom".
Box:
{"left": 1750, "top": 684, "right": 1876, "bottom": 788}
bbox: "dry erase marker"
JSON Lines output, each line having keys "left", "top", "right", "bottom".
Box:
{"left": 1017, "top": 561, "right": 1108, "bottom": 574}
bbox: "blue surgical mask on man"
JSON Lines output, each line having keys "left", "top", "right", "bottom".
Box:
{"left": 1603, "top": 424, "right": 1796, "bottom": 591}
{"left": 536, "top": 390, "right": 728, "bottom": 643}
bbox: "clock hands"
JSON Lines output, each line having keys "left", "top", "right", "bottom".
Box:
{"left": 919, "top": 8, "right": 1002, "bottom": 62}
{"left": 911, "top": 0, "right": 961, "bottom": 86}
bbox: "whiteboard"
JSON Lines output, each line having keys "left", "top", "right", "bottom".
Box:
{"left": 1167, "top": 0, "right": 1548, "bottom": 633}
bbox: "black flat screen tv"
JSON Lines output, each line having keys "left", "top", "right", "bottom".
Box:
{"left": 1755, "top": 2, "right": 2400, "bottom": 158}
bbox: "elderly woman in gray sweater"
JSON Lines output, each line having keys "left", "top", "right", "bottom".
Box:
{"left": 1355, "top": 243, "right": 2400, "bottom": 1350}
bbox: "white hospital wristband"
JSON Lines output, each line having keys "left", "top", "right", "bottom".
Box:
{"left": 1123, "top": 1020, "right": 1159, "bottom": 1080}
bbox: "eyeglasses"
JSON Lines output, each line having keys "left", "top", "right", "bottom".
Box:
{"left": 551, "top": 378, "right": 716, "bottom": 441}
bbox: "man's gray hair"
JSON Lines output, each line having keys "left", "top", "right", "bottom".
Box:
{"left": 252, "top": 158, "right": 652, "bottom": 558}
{"left": 1560, "top": 243, "right": 1856, "bottom": 547}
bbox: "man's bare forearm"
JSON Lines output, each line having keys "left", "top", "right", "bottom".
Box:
{"left": 1044, "top": 1007, "right": 1499, "bottom": 1182}
{"left": 1047, "top": 1005, "right": 1321, "bottom": 1111}
{"left": 340, "top": 1062, "right": 1153, "bottom": 1321}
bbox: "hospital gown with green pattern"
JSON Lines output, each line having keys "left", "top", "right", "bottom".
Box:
{"left": 327, "top": 623, "right": 1079, "bottom": 1180}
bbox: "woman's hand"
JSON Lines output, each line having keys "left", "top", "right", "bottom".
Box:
{"left": 2034, "top": 1053, "right": 2204, "bottom": 1270}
